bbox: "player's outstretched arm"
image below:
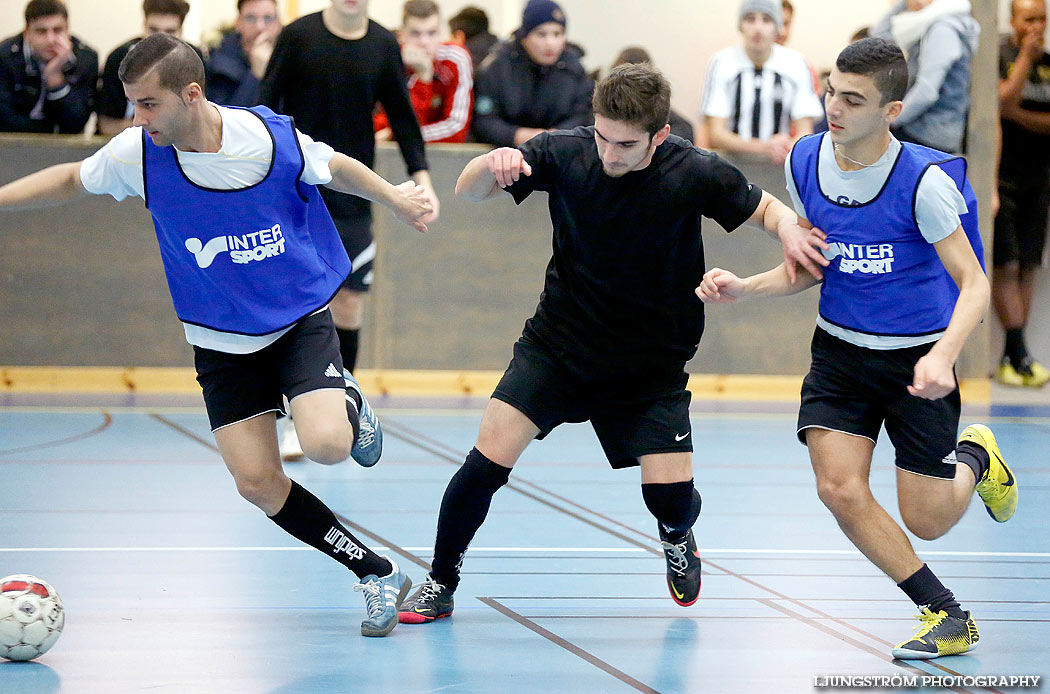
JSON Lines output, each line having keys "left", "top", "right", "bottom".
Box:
{"left": 908, "top": 227, "right": 990, "bottom": 400}
{"left": 745, "top": 191, "right": 830, "bottom": 283}
{"left": 696, "top": 263, "right": 820, "bottom": 304}
{"left": 0, "top": 162, "right": 89, "bottom": 211}
{"left": 455, "top": 148, "right": 531, "bottom": 202}
{"left": 326, "top": 152, "right": 433, "bottom": 233}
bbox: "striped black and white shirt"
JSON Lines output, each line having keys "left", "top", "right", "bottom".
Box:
{"left": 701, "top": 44, "right": 823, "bottom": 140}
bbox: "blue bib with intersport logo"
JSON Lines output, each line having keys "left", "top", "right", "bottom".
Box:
{"left": 790, "top": 133, "right": 984, "bottom": 338}
{"left": 143, "top": 105, "right": 350, "bottom": 335}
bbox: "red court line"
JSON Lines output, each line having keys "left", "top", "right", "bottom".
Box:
{"left": 0, "top": 411, "right": 112, "bottom": 456}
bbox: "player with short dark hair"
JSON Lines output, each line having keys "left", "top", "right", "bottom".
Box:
{"left": 0, "top": 32, "right": 434, "bottom": 639}
{"left": 397, "top": 62, "right": 828, "bottom": 625}
{"left": 698, "top": 38, "right": 1017, "bottom": 659}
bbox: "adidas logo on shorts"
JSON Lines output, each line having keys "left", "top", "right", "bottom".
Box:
{"left": 325, "top": 363, "right": 341, "bottom": 378}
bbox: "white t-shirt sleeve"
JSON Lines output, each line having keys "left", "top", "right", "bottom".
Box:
{"left": 784, "top": 147, "right": 808, "bottom": 220}
{"left": 700, "top": 52, "right": 732, "bottom": 119}
{"left": 78, "top": 127, "right": 145, "bottom": 201}
{"left": 295, "top": 129, "right": 334, "bottom": 186}
{"left": 789, "top": 57, "right": 825, "bottom": 120}
{"left": 915, "top": 164, "right": 967, "bottom": 244}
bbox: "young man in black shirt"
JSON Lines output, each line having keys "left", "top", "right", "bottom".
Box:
{"left": 261, "top": 0, "right": 439, "bottom": 374}
{"left": 996, "top": 0, "right": 1050, "bottom": 387}
{"left": 397, "top": 63, "right": 827, "bottom": 623}
{"left": 261, "top": 0, "right": 439, "bottom": 459}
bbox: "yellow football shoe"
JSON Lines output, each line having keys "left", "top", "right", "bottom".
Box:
{"left": 960, "top": 424, "right": 1018, "bottom": 522}
{"left": 892, "top": 608, "right": 979, "bottom": 659}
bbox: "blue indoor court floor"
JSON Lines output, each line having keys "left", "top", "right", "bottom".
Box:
{"left": 0, "top": 394, "right": 1047, "bottom": 694}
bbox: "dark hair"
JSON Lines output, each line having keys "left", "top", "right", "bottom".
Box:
{"left": 25, "top": 0, "right": 67, "bottom": 24}
{"left": 403, "top": 0, "right": 439, "bottom": 24}
{"left": 835, "top": 37, "right": 907, "bottom": 104}
{"left": 613, "top": 46, "right": 652, "bottom": 67}
{"left": 144, "top": 0, "right": 189, "bottom": 22}
{"left": 593, "top": 62, "right": 671, "bottom": 137}
{"left": 118, "top": 33, "right": 205, "bottom": 93}
{"left": 449, "top": 6, "right": 488, "bottom": 38}
{"left": 237, "top": 0, "right": 276, "bottom": 10}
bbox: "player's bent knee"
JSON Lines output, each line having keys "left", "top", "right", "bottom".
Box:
{"left": 900, "top": 510, "right": 948, "bottom": 541}
{"left": 816, "top": 478, "right": 868, "bottom": 518}
{"left": 301, "top": 439, "right": 352, "bottom": 465}
{"left": 234, "top": 470, "right": 287, "bottom": 509}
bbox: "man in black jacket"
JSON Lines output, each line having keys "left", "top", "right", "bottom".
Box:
{"left": 207, "top": 0, "right": 281, "bottom": 107}
{"left": 472, "top": 0, "right": 592, "bottom": 146}
{"left": 0, "top": 0, "right": 97, "bottom": 134}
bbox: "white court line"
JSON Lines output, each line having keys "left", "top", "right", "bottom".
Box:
{"left": 0, "top": 546, "right": 1048, "bottom": 557}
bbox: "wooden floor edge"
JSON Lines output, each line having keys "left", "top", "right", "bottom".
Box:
{"left": 0, "top": 366, "right": 993, "bottom": 403}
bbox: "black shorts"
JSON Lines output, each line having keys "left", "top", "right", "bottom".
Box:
{"left": 320, "top": 188, "right": 375, "bottom": 293}
{"left": 796, "top": 327, "right": 960, "bottom": 479}
{"left": 492, "top": 338, "right": 693, "bottom": 469}
{"left": 994, "top": 174, "right": 1050, "bottom": 269}
{"left": 193, "top": 310, "right": 347, "bottom": 431}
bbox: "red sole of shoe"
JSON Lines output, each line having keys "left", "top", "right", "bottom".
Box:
{"left": 398, "top": 611, "right": 452, "bottom": 624}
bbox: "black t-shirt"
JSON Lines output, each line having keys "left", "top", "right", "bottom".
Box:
{"left": 999, "top": 35, "right": 1050, "bottom": 178}
{"left": 506, "top": 127, "right": 762, "bottom": 378}
{"left": 260, "top": 14, "right": 427, "bottom": 219}
{"left": 97, "top": 38, "right": 204, "bottom": 121}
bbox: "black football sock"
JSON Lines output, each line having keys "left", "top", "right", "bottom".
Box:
{"left": 898, "top": 564, "right": 966, "bottom": 619}
{"left": 336, "top": 327, "right": 360, "bottom": 374}
{"left": 430, "top": 448, "right": 511, "bottom": 590}
{"left": 642, "top": 480, "right": 702, "bottom": 541}
{"left": 1004, "top": 328, "right": 1028, "bottom": 369}
{"left": 956, "top": 441, "right": 990, "bottom": 485}
{"left": 269, "top": 481, "right": 390, "bottom": 579}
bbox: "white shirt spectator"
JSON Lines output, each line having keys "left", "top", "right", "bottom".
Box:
{"left": 701, "top": 43, "right": 823, "bottom": 140}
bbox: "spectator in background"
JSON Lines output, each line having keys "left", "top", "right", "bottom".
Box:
{"left": 449, "top": 5, "right": 497, "bottom": 75}
{"left": 207, "top": 0, "right": 281, "bottom": 107}
{"left": 97, "top": 0, "right": 202, "bottom": 136}
{"left": 472, "top": 0, "right": 592, "bottom": 147}
{"left": 777, "top": 0, "right": 794, "bottom": 45}
{"left": 0, "top": 0, "right": 97, "bottom": 134}
{"left": 611, "top": 46, "right": 693, "bottom": 143}
{"left": 701, "top": 0, "right": 822, "bottom": 164}
{"left": 994, "top": 0, "right": 1050, "bottom": 387}
{"left": 776, "top": 0, "right": 821, "bottom": 94}
{"left": 871, "top": 0, "right": 979, "bottom": 154}
{"left": 375, "top": 0, "right": 472, "bottom": 143}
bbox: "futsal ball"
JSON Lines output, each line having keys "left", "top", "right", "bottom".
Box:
{"left": 0, "top": 575, "right": 65, "bottom": 661}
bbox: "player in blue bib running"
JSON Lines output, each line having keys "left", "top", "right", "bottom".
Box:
{"left": 0, "top": 33, "right": 432, "bottom": 638}
{"left": 698, "top": 38, "right": 1018, "bottom": 660}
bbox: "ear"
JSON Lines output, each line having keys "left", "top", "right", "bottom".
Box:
{"left": 884, "top": 99, "right": 904, "bottom": 125}
{"left": 652, "top": 124, "right": 672, "bottom": 147}
{"left": 183, "top": 82, "right": 204, "bottom": 104}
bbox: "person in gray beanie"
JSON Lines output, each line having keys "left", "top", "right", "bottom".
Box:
{"left": 739, "top": 0, "right": 782, "bottom": 30}
{"left": 700, "top": 0, "right": 821, "bottom": 162}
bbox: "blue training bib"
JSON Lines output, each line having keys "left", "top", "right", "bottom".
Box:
{"left": 143, "top": 106, "right": 350, "bottom": 335}
{"left": 790, "top": 133, "right": 984, "bottom": 337}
